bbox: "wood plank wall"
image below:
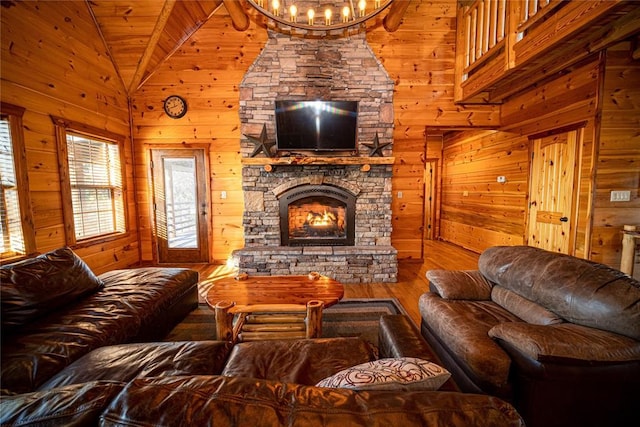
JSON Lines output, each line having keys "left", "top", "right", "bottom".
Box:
{"left": 0, "top": 1, "right": 138, "bottom": 274}
{"left": 592, "top": 42, "right": 640, "bottom": 276}
{"left": 439, "top": 129, "right": 528, "bottom": 253}
{"left": 132, "top": 1, "right": 500, "bottom": 263}
{"left": 370, "top": 1, "right": 500, "bottom": 259}
{"left": 131, "top": 14, "right": 267, "bottom": 263}
{"left": 437, "top": 49, "right": 640, "bottom": 275}
{"left": 439, "top": 57, "right": 601, "bottom": 255}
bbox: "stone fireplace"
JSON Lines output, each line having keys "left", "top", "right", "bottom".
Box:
{"left": 233, "top": 28, "right": 397, "bottom": 283}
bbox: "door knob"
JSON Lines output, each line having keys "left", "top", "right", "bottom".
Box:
{"left": 560, "top": 217, "right": 568, "bottom": 222}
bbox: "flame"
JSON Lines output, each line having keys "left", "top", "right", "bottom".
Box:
{"left": 306, "top": 209, "right": 337, "bottom": 227}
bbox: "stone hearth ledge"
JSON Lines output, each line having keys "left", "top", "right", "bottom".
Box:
{"left": 232, "top": 245, "right": 398, "bottom": 284}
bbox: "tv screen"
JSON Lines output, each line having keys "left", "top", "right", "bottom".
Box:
{"left": 275, "top": 100, "right": 358, "bottom": 152}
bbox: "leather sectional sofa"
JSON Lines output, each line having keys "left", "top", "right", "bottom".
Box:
{"left": 1, "top": 247, "right": 525, "bottom": 426}
{"left": 1, "top": 315, "right": 524, "bottom": 426}
{"left": 1, "top": 247, "right": 199, "bottom": 395}
{"left": 420, "top": 245, "right": 640, "bottom": 427}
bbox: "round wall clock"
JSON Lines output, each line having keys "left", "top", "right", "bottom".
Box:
{"left": 163, "top": 95, "right": 187, "bottom": 119}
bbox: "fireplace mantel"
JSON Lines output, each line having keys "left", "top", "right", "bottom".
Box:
{"left": 242, "top": 156, "right": 395, "bottom": 166}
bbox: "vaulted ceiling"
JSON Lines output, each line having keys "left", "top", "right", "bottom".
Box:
{"left": 86, "top": 0, "right": 408, "bottom": 95}
{"left": 87, "top": 0, "right": 226, "bottom": 94}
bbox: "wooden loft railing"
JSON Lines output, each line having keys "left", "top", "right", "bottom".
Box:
{"left": 454, "top": 0, "right": 640, "bottom": 103}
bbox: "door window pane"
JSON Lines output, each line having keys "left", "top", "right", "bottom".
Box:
{"left": 163, "top": 157, "right": 198, "bottom": 249}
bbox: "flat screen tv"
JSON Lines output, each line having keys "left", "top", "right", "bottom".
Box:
{"left": 275, "top": 100, "right": 358, "bottom": 152}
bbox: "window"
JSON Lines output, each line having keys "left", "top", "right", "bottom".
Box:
{"left": 53, "top": 117, "right": 127, "bottom": 245}
{"left": 0, "top": 103, "right": 34, "bottom": 259}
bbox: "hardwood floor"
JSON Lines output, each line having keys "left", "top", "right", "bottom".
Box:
{"left": 184, "top": 240, "right": 480, "bottom": 326}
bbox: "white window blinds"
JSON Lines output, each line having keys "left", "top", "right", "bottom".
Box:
{"left": 66, "top": 133, "right": 125, "bottom": 240}
{"left": 0, "top": 118, "right": 25, "bottom": 255}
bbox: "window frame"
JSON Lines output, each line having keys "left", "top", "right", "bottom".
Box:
{"left": 52, "top": 116, "right": 129, "bottom": 247}
{"left": 0, "top": 102, "right": 36, "bottom": 261}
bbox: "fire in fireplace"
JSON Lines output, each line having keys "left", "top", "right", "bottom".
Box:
{"left": 279, "top": 185, "right": 355, "bottom": 246}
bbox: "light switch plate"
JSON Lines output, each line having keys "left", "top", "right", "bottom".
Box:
{"left": 610, "top": 190, "right": 631, "bottom": 202}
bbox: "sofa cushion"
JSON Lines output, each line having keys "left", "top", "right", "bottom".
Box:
{"left": 489, "top": 322, "right": 640, "bottom": 363}
{"left": 221, "top": 337, "right": 377, "bottom": 385}
{"left": 491, "top": 286, "right": 564, "bottom": 326}
{"left": 479, "top": 245, "right": 640, "bottom": 340}
{"left": 427, "top": 270, "right": 493, "bottom": 300}
{"left": 316, "top": 357, "right": 451, "bottom": 391}
{"left": 38, "top": 341, "right": 234, "bottom": 391}
{"left": 419, "top": 293, "right": 521, "bottom": 391}
{"left": 99, "top": 375, "right": 525, "bottom": 427}
{"left": 0, "top": 247, "right": 103, "bottom": 331}
{"left": 1, "top": 267, "right": 198, "bottom": 394}
{"left": 0, "top": 381, "right": 125, "bottom": 426}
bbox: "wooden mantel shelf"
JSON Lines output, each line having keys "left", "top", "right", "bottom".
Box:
{"left": 241, "top": 156, "right": 395, "bottom": 166}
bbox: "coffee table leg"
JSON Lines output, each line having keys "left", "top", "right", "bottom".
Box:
{"left": 215, "top": 300, "right": 235, "bottom": 341}
{"left": 306, "top": 300, "right": 324, "bottom": 338}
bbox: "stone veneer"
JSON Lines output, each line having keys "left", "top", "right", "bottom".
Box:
{"left": 234, "top": 29, "right": 397, "bottom": 283}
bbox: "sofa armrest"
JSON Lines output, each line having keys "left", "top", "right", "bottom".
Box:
{"left": 489, "top": 322, "right": 640, "bottom": 363}
{"left": 426, "top": 270, "right": 492, "bottom": 300}
{"left": 378, "top": 315, "right": 435, "bottom": 359}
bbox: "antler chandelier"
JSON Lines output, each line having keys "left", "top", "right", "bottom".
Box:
{"left": 247, "top": 0, "right": 394, "bottom": 31}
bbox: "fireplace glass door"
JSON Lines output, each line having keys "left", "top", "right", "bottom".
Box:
{"left": 289, "top": 196, "right": 346, "bottom": 240}
{"left": 280, "top": 185, "right": 355, "bottom": 246}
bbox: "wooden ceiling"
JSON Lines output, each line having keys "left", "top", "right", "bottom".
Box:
{"left": 86, "top": 0, "right": 409, "bottom": 95}
{"left": 87, "top": 0, "right": 225, "bottom": 94}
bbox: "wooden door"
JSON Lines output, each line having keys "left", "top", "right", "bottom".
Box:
{"left": 151, "top": 149, "right": 209, "bottom": 263}
{"left": 527, "top": 129, "right": 581, "bottom": 254}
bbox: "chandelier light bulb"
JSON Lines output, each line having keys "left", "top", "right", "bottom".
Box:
{"left": 342, "top": 6, "right": 350, "bottom": 22}
{"left": 289, "top": 4, "right": 297, "bottom": 22}
{"left": 272, "top": 0, "right": 279, "bottom": 16}
{"left": 307, "top": 8, "right": 314, "bottom": 25}
{"left": 359, "top": 0, "right": 366, "bottom": 17}
{"left": 325, "top": 9, "right": 332, "bottom": 25}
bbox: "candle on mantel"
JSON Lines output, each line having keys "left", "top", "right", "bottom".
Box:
{"left": 324, "top": 9, "right": 332, "bottom": 26}
{"left": 307, "top": 8, "right": 315, "bottom": 25}
{"left": 272, "top": 0, "right": 279, "bottom": 16}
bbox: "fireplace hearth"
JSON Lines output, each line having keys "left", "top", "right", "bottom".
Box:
{"left": 280, "top": 185, "right": 355, "bottom": 246}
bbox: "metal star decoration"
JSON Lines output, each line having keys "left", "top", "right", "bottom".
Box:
{"left": 362, "top": 132, "right": 392, "bottom": 157}
{"left": 244, "top": 123, "right": 276, "bottom": 158}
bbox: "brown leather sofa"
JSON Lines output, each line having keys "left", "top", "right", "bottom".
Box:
{"left": 0, "top": 315, "right": 525, "bottom": 426}
{"left": 419, "top": 245, "right": 640, "bottom": 427}
{"left": 1, "top": 247, "right": 199, "bottom": 395}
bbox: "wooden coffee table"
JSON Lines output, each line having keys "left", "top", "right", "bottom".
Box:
{"left": 205, "top": 273, "right": 344, "bottom": 342}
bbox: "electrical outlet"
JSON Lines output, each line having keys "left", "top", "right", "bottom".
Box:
{"left": 610, "top": 190, "right": 631, "bottom": 202}
{"left": 397, "top": 191, "right": 403, "bottom": 199}
{"left": 221, "top": 191, "right": 227, "bottom": 199}
{"left": 497, "top": 176, "right": 506, "bottom": 183}
{"left": 463, "top": 190, "right": 469, "bottom": 197}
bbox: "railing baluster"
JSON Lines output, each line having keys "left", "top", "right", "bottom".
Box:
{"left": 465, "top": 12, "right": 471, "bottom": 68}
{"left": 470, "top": 7, "right": 477, "bottom": 64}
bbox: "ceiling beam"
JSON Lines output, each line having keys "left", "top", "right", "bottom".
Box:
{"left": 128, "top": 0, "right": 177, "bottom": 93}
{"left": 223, "top": 0, "right": 250, "bottom": 31}
{"left": 383, "top": 0, "right": 411, "bottom": 32}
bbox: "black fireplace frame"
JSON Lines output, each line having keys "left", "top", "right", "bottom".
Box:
{"left": 279, "top": 184, "right": 356, "bottom": 246}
